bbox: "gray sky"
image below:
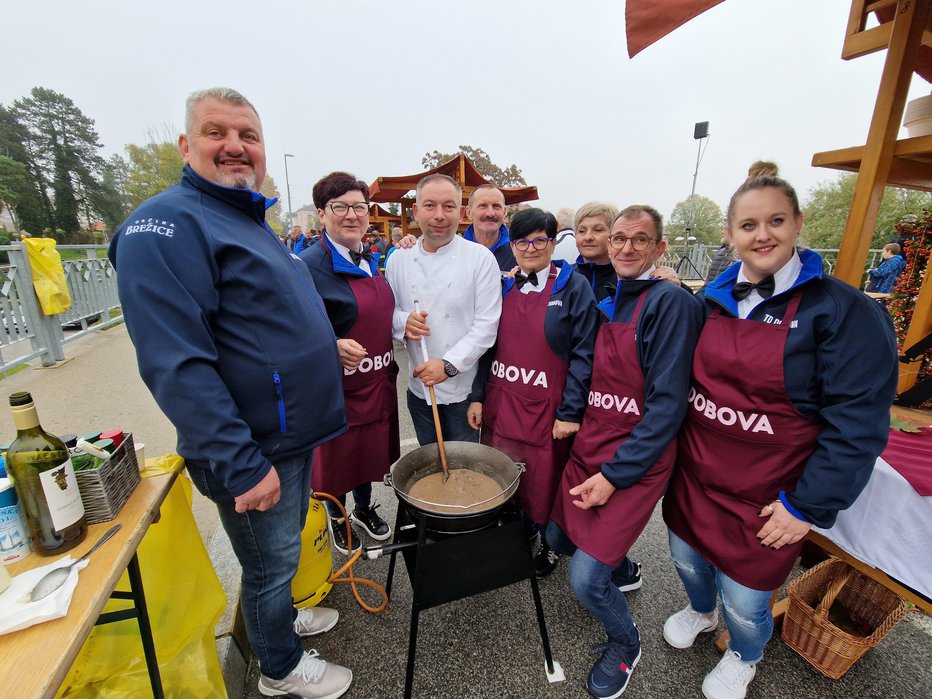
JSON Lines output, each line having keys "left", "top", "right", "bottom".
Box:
{"left": 5, "top": 0, "right": 929, "bottom": 221}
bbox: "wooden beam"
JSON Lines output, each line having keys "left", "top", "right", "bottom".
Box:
{"left": 898, "top": 258, "right": 932, "bottom": 392}
{"left": 834, "top": 0, "right": 930, "bottom": 286}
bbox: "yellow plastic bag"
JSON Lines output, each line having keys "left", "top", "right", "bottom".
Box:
{"left": 23, "top": 237, "right": 71, "bottom": 315}
{"left": 57, "top": 455, "right": 227, "bottom": 698}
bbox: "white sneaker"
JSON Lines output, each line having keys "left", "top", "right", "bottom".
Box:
{"left": 663, "top": 605, "right": 718, "bottom": 649}
{"left": 702, "top": 650, "right": 756, "bottom": 699}
{"left": 293, "top": 606, "right": 339, "bottom": 637}
{"left": 258, "top": 650, "right": 352, "bottom": 699}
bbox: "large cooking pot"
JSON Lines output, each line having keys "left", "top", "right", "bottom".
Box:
{"left": 385, "top": 441, "right": 524, "bottom": 533}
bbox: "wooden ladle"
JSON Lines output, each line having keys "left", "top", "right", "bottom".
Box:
{"left": 414, "top": 300, "right": 450, "bottom": 483}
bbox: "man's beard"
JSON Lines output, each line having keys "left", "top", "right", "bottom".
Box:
{"left": 216, "top": 169, "right": 257, "bottom": 191}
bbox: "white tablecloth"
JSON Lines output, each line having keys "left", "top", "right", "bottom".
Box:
{"left": 813, "top": 457, "right": 932, "bottom": 599}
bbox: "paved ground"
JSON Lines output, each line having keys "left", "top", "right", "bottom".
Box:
{"left": 3, "top": 326, "right": 929, "bottom": 698}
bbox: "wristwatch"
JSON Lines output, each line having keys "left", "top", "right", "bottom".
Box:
{"left": 442, "top": 360, "right": 459, "bottom": 377}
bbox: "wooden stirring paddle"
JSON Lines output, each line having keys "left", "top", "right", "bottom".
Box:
{"left": 414, "top": 300, "right": 450, "bottom": 483}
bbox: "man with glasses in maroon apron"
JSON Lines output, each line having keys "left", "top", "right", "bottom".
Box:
{"left": 548, "top": 205, "right": 703, "bottom": 699}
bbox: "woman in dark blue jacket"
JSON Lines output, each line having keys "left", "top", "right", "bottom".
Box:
{"left": 300, "top": 172, "right": 399, "bottom": 555}
{"left": 662, "top": 162, "right": 898, "bottom": 699}
{"left": 468, "top": 208, "right": 599, "bottom": 577}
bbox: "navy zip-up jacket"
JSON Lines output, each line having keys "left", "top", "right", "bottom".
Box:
{"left": 471, "top": 260, "right": 599, "bottom": 422}
{"left": 573, "top": 257, "right": 617, "bottom": 302}
{"left": 464, "top": 223, "right": 517, "bottom": 271}
{"left": 109, "top": 166, "right": 347, "bottom": 497}
{"left": 596, "top": 278, "right": 703, "bottom": 488}
{"left": 702, "top": 249, "right": 898, "bottom": 528}
{"left": 299, "top": 234, "right": 385, "bottom": 336}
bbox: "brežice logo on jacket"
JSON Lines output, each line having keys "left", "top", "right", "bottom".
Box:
{"left": 124, "top": 218, "right": 176, "bottom": 237}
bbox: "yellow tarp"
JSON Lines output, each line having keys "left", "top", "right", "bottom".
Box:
{"left": 57, "top": 455, "right": 227, "bottom": 698}
{"left": 23, "top": 237, "right": 71, "bottom": 315}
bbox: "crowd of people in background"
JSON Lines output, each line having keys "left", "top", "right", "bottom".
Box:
{"left": 110, "top": 87, "right": 906, "bottom": 699}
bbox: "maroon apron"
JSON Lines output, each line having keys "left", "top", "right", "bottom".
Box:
{"left": 482, "top": 266, "right": 571, "bottom": 525}
{"left": 550, "top": 289, "right": 676, "bottom": 567}
{"left": 312, "top": 271, "right": 400, "bottom": 496}
{"left": 663, "top": 292, "right": 822, "bottom": 590}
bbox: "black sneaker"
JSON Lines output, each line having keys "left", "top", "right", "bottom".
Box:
{"left": 328, "top": 517, "right": 361, "bottom": 555}
{"left": 613, "top": 560, "right": 642, "bottom": 593}
{"left": 350, "top": 505, "right": 392, "bottom": 541}
{"left": 534, "top": 539, "right": 560, "bottom": 578}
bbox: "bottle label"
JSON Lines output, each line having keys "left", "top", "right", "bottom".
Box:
{"left": 38, "top": 458, "right": 85, "bottom": 531}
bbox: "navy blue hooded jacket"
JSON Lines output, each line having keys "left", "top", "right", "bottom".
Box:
{"left": 470, "top": 260, "right": 599, "bottom": 422}
{"left": 464, "top": 223, "right": 517, "bottom": 271}
{"left": 299, "top": 234, "right": 385, "bottom": 336}
{"left": 596, "top": 279, "right": 703, "bottom": 488}
{"left": 109, "top": 166, "right": 347, "bottom": 497}
{"left": 573, "top": 257, "right": 617, "bottom": 302}
{"left": 701, "top": 249, "right": 898, "bottom": 528}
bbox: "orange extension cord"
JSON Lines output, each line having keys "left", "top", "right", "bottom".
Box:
{"left": 312, "top": 491, "right": 389, "bottom": 613}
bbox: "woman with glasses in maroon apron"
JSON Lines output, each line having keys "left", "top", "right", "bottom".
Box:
{"left": 661, "top": 162, "right": 898, "bottom": 699}
{"left": 548, "top": 206, "right": 703, "bottom": 699}
{"left": 300, "top": 172, "right": 400, "bottom": 555}
{"left": 466, "top": 208, "right": 599, "bottom": 578}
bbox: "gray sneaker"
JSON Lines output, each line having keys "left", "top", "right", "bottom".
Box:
{"left": 293, "top": 606, "right": 339, "bottom": 637}
{"left": 258, "top": 650, "right": 352, "bottom": 698}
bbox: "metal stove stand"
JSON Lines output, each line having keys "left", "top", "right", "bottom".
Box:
{"left": 385, "top": 503, "right": 558, "bottom": 698}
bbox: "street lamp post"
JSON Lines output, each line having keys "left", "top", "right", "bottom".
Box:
{"left": 283, "top": 153, "right": 295, "bottom": 231}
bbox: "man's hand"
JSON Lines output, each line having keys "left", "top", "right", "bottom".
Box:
{"left": 413, "top": 358, "right": 447, "bottom": 388}
{"left": 397, "top": 234, "right": 418, "bottom": 249}
{"left": 405, "top": 310, "right": 430, "bottom": 341}
{"left": 553, "top": 419, "right": 580, "bottom": 440}
{"left": 756, "top": 500, "right": 812, "bottom": 549}
{"left": 569, "top": 472, "right": 616, "bottom": 509}
{"left": 651, "top": 266, "right": 681, "bottom": 285}
{"left": 467, "top": 402, "right": 483, "bottom": 429}
{"left": 336, "top": 338, "right": 367, "bottom": 371}
{"left": 234, "top": 466, "right": 281, "bottom": 513}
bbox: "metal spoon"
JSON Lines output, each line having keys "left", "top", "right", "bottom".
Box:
{"left": 29, "top": 524, "right": 121, "bottom": 602}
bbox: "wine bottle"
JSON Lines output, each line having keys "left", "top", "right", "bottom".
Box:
{"left": 7, "top": 391, "right": 87, "bottom": 555}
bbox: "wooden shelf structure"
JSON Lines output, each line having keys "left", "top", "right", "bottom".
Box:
{"left": 817, "top": 0, "right": 932, "bottom": 393}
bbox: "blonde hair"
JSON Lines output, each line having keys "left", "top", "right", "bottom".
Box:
{"left": 726, "top": 161, "right": 800, "bottom": 224}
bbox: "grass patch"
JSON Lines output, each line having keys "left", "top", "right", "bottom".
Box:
{"left": 0, "top": 363, "right": 29, "bottom": 380}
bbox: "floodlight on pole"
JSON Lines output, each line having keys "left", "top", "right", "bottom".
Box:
{"left": 284, "top": 153, "right": 295, "bottom": 230}
{"left": 676, "top": 122, "right": 710, "bottom": 281}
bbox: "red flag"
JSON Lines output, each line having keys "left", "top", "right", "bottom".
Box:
{"left": 626, "top": 0, "right": 726, "bottom": 58}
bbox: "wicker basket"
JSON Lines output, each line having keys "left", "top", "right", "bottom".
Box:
{"left": 782, "top": 556, "right": 910, "bottom": 679}
{"left": 73, "top": 433, "right": 141, "bottom": 524}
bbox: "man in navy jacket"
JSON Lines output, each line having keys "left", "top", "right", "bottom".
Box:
{"left": 109, "top": 88, "right": 353, "bottom": 699}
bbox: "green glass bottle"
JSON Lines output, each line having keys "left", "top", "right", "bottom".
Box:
{"left": 7, "top": 391, "right": 87, "bottom": 555}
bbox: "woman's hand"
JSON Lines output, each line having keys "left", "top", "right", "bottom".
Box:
{"left": 569, "top": 472, "right": 616, "bottom": 510}
{"left": 756, "top": 500, "right": 812, "bottom": 549}
{"left": 336, "top": 338, "right": 367, "bottom": 371}
{"left": 553, "top": 419, "right": 580, "bottom": 440}
{"left": 467, "top": 402, "right": 483, "bottom": 430}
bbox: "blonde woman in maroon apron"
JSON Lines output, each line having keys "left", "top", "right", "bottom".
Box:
{"left": 662, "top": 163, "right": 898, "bottom": 699}
{"left": 547, "top": 206, "right": 703, "bottom": 699}
{"left": 300, "top": 172, "right": 400, "bottom": 555}
{"left": 466, "top": 208, "right": 599, "bottom": 578}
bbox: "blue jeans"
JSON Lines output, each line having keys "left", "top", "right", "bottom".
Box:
{"left": 406, "top": 389, "right": 479, "bottom": 445}
{"left": 546, "top": 522, "right": 640, "bottom": 647}
{"left": 325, "top": 482, "right": 372, "bottom": 518}
{"left": 188, "top": 450, "right": 314, "bottom": 680}
{"left": 668, "top": 531, "right": 773, "bottom": 663}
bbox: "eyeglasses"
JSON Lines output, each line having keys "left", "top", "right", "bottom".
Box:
{"left": 328, "top": 202, "right": 369, "bottom": 216}
{"left": 512, "top": 237, "right": 552, "bottom": 251}
{"left": 608, "top": 234, "right": 656, "bottom": 251}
